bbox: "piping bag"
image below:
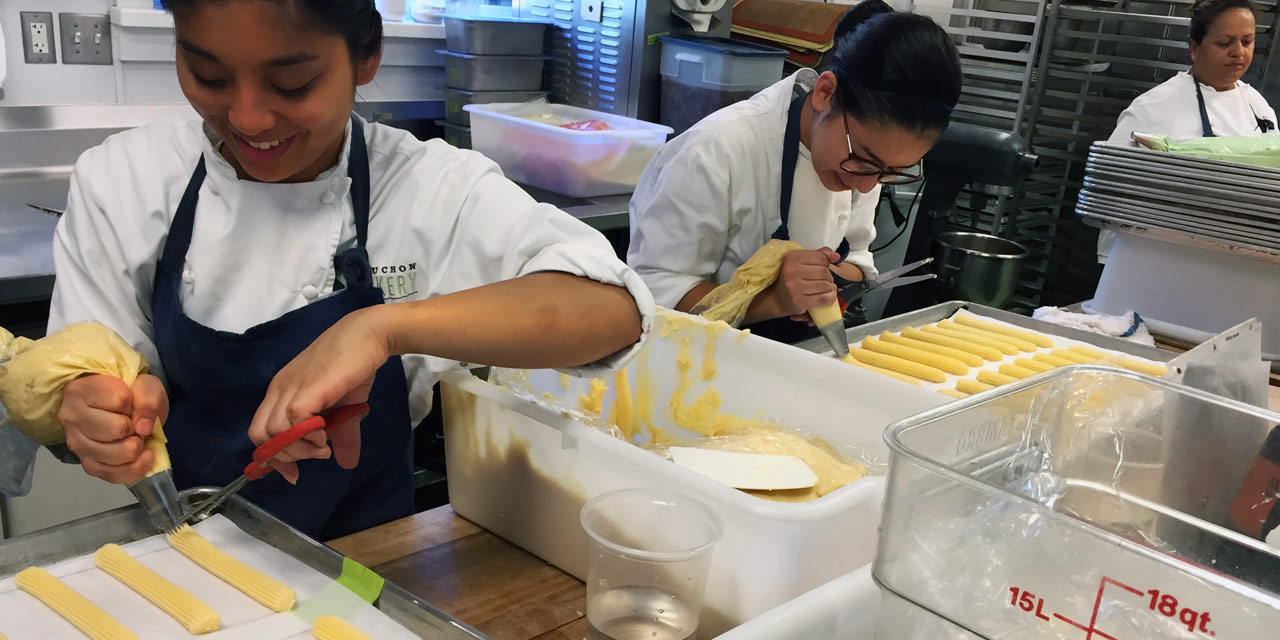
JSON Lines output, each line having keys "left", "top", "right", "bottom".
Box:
{"left": 0, "top": 323, "right": 183, "bottom": 531}
{"left": 691, "top": 239, "right": 851, "bottom": 356}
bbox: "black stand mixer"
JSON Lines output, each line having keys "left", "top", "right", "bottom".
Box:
{"left": 883, "top": 122, "right": 1039, "bottom": 317}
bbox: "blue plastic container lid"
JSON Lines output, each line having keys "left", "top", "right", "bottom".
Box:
{"left": 659, "top": 35, "right": 788, "bottom": 58}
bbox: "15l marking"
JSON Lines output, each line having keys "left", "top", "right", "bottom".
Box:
{"left": 1008, "top": 578, "right": 1217, "bottom": 638}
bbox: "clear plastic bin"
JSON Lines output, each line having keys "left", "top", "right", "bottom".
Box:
{"left": 875, "top": 365, "right": 1280, "bottom": 639}
{"left": 444, "top": 88, "right": 545, "bottom": 126}
{"left": 464, "top": 102, "right": 674, "bottom": 197}
{"left": 659, "top": 36, "right": 787, "bottom": 135}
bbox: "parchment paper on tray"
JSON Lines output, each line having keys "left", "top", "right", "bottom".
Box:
{"left": 0, "top": 515, "right": 418, "bottom": 640}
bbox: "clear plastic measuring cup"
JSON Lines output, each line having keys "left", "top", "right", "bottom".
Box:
{"left": 581, "top": 488, "right": 724, "bottom": 640}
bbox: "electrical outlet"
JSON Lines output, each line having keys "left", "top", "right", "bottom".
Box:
{"left": 581, "top": 0, "right": 603, "bottom": 23}
{"left": 20, "top": 12, "right": 57, "bottom": 64}
{"left": 59, "top": 13, "right": 113, "bottom": 65}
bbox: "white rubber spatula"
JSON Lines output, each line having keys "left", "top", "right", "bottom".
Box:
{"left": 670, "top": 447, "right": 818, "bottom": 491}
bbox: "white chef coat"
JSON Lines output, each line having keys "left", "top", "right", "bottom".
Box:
{"left": 628, "top": 69, "right": 881, "bottom": 309}
{"left": 1099, "top": 71, "right": 1278, "bottom": 262}
{"left": 48, "top": 115, "right": 655, "bottom": 424}
{"left": 1109, "top": 71, "right": 1276, "bottom": 143}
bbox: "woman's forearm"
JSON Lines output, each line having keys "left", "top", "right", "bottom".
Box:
{"left": 377, "top": 272, "right": 643, "bottom": 368}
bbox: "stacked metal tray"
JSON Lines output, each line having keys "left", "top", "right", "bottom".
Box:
{"left": 1077, "top": 142, "right": 1280, "bottom": 254}
{"left": 796, "top": 300, "right": 1176, "bottom": 364}
{"left": 0, "top": 489, "right": 492, "bottom": 640}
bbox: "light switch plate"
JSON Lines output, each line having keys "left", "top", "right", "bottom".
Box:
{"left": 58, "top": 13, "right": 113, "bottom": 65}
{"left": 581, "top": 0, "right": 603, "bottom": 23}
{"left": 20, "top": 12, "right": 57, "bottom": 64}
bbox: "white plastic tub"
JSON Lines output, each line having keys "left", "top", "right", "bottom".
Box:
{"left": 717, "top": 566, "right": 881, "bottom": 640}
{"left": 464, "top": 102, "right": 674, "bottom": 197}
{"left": 442, "top": 311, "right": 947, "bottom": 637}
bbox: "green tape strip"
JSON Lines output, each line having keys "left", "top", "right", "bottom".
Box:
{"left": 294, "top": 581, "right": 367, "bottom": 624}
{"left": 336, "top": 557, "right": 385, "bottom": 605}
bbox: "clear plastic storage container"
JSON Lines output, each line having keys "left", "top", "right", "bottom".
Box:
{"left": 659, "top": 36, "right": 788, "bottom": 135}
{"left": 876, "top": 365, "right": 1280, "bottom": 639}
{"left": 444, "top": 88, "right": 545, "bottom": 126}
{"left": 464, "top": 102, "right": 674, "bottom": 197}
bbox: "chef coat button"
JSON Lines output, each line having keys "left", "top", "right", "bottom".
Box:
{"left": 182, "top": 270, "right": 195, "bottom": 284}
{"left": 207, "top": 183, "right": 219, "bottom": 197}
{"left": 302, "top": 284, "right": 319, "bottom": 300}
{"left": 320, "top": 191, "right": 337, "bottom": 205}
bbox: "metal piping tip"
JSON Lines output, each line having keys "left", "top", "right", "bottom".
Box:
{"left": 818, "top": 322, "right": 850, "bottom": 359}
{"left": 128, "top": 469, "right": 184, "bottom": 533}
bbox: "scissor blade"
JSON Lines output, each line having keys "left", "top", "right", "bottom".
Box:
{"left": 867, "top": 273, "right": 936, "bottom": 293}
{"left": 27, "top": 203, "right": 65, "bottom": 217}
{"left": 182, "top": 475, "right": 249, "bottom": 527}
{"left": 874, "top": 256, "right": 934, "bottom": 283}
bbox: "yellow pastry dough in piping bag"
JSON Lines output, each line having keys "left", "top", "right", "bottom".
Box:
{"left": 0, "top": 322, "right": 170, "bottom": 475}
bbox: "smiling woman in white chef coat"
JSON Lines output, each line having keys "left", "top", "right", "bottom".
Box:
{"left": 47, "top": 0, "right": 650, "bottom": 539}
{"left": 627, "top": 1, "right": 961, "bottom": 343}
{"left": 1099, "top": 0, "right": 1277, "bottom": 263}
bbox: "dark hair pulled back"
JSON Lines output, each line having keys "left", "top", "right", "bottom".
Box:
{"left": 160, "top": 0, "right": 383, "bottom": 61}
{"left": 1188, "top": 0, "right": 1258, "bottom": 43}
{"left": 824, "top": 0, "right": 962, "bottom": 135}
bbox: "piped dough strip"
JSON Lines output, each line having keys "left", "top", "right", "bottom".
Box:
{"left": 168, "top": 525, "right": 296, "bottom": 612}
{"left": 15, "top": 566, "right": 140, "bottom": 640}
{"left": 94, "top": 543, "right": 220, "bottom": 634}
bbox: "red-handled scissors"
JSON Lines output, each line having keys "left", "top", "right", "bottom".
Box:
{"left": 182, "top": 403, "right": 370, "bottom": 525}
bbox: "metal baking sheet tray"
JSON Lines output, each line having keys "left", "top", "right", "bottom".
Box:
{"left": 1082, "top": 176, "right": 1280, "bottom": 219}
{"left": 1081, "top": 167, "right": 1280, "bottom": 211}
{"left": 1076, "top": 195, "right": 1280, "bottom": 245}
{"left": 1082, "top": 173, "right": 1280, "bottom": 212}
{"left": 1078, "top": 189, "right": 1280, "bottom": 236}
{"left": 0, "top": 488, "right": 491, "bottom": 640}
{"left": 1090, "top": 153, "right": 1280, "bottom": 193}
{"left": 1078, "top": 186, "right": 1280, "bottom": 231}
{"left": 1086, "top": 155, "right": 1280, "bottom": 196}
{"left": 1077, "top": 202, "right": 1280, "bottom": 256}
{"left": 1091, "top": 142, "right": 1280, "bottom": 180}
{"left": 1077, "top": 209, "right": 1280, "bottom": 255}
{"left": 794, "top": 300, "right": 1177, "bottom": 363}
{"left": 1077, "top": 201, "right": 1280, "bottom": 248}
{"left": 1077, "top": 204, "right": 1280, "bottom": 252}
{"left": 1077, "top": 193, "right": 1280, "bottom": 244}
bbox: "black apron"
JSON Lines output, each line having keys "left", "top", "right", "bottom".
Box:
{"left": 152, "top": 117, "right": 414, "bottom": 540}
{"left": 746, "top": 95, "right": 853, "bottom": 344}
{"left": 1192, "top": 73, "right": 1275, "bottom": 137}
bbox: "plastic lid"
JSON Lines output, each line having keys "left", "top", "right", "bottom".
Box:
{"left": 659, "top": 35, "right": 789, "bottom": 57}
{"left": 441, "top": 14, "right": 553, "bottom": 24}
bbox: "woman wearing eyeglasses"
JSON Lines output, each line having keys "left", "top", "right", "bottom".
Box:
{"left": 627, "top": 0, "right": 961, "bottom": 342}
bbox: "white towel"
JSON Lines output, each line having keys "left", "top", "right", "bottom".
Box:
{"left": 1032, "top": 306, "right": 1156, "bottom": 346}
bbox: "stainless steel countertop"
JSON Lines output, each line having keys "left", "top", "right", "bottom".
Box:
{"left": 0, "top": 172, "right": 67, "bottom": 303}
{"left": 518, "top": 184, "right": 631, "bottom": 232}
